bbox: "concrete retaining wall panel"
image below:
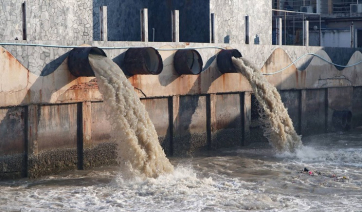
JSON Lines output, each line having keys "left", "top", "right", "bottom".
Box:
{"left": 0, "top": 107, "right": 25, "bottom": 155}
{"left": 352, "top": 87, "right": 362, "bottom": 128}
{"left": 301, "top": 89, "right": 327, "bottom": 136}
{"left": 280, "top": 90, "right": 301, "bottom": 134}
{"left": 37, "top": 104, "right": 78, "bottom": 151}
{"left": 173, "top": 95, "right": 207, "bottom": 156}
{"left": 211, "top": 93, "right": 242, "bottom": 149}
{"left": 141, "top": 98, "right": 171, "bottom": 154}
{"left": 85, "top": 102, "right": 116, "bottom": 168}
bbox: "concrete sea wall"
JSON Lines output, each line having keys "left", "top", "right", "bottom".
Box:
{"left": 1, "top": 42, "right": 362, "bottom": 179}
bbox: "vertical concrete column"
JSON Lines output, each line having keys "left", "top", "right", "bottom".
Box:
{"left": 171, "top": 10, "right": 179, "bottom": 42}
{"left": 209, "top": 94, "right": 217, "bottom": 147}
{"left": 82, "top": 102, "right": 92, "bottom": 148}
{"left": 277, "top": 18, "right": 282, "bottom": 45}
{"left": 100, "top": 6, "right": 108, "bottom": 41}
{"left": 172, "top": 95, "right": 179, "bottom": 155}
{"left": 140, "top": 8, "right": 149, "bottom": 42}
{"left": 245, "top": 16, "right": 250, "bottom": 44}
{"left": 27, "top": 104, "right": 39, "bottom": 177}
{"left": 300, "top": 89, "right": 307, "bottom": 135}
{"left": 243, "top": 92, "right": 252, "bottom": 145}
{"left": 351, "top": 22, "right": 355, "bottom": 48}
{"left": 210, "top": 13, "right": 217, "bottom": 43}
{"left": 27, "top": 105, "right": 39, "bottom": 156}
{"left": 22, "top": 1, "right": 27, "bottom": 40}
{"left": 328, "top": 0, "right": 333, "bottom": 14}
{"left": 304, "top": 20, "right": 309, "bottom": 46}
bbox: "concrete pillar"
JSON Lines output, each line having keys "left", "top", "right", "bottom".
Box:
{"left": 27, "top": 105, "right": 39, "bottom": 156}
{"left": 172, "top": 95, "right": 179, "bottom": 155}
{"left": 304, "top": 20, "right": 309, "bottom": 46}
{"left": 140, "top": 8, "right": 148, "bottom": 42}
{"left": 210, "top": 13, "right": 217, "bottom": 43}
{"left": 328, "top": 0, "right": 333, "bottom": 14}
{"left": 22, "top": 2, "right": 27, "bottom": 40}
{"left": 245, "top": 16, "right": 249, "bottom": 44}
{"left": 277, "top": 18, "right": 282, "bottom": 45}
{"left": 82, "top": 102, "right": 92, "bottom": 148}
{"left": 243, "top": 92, "right": 251, "bottom": 145}
{"left": 171, "top": 10, "right": 179, "bottom": 42}
{"left": 100, "top": 6, "right": 108, "bottom": 41}
{"left": 300, "top": 89, "right": 306, "bottom": 135}
{"left": 351, "top": 22, "right": 355, "bottom": 48}
{"left": 27, "top": 104, "right": 39, "bottom": 178}
{"left": 316, "top": 0, "right": 321, "bottom": 14}
{"left": 209, "top": 94, "right": 217, "bottom": 147}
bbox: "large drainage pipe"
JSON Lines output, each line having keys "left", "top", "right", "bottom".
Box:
{"left": 123, "top": 47, "right": 163, "bottom": 75}
{"left": 68, "top": 47, "right": 107, "bottom": 77}
{"left": 216, "top": 49, "right": 242, "bottom": 74}
{"left": 173, "top": 49, "right": 203, "bottom": 75}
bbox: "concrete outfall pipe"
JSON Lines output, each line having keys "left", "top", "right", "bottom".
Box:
{"left": 123, "top": 47, "right": 163, "bottom": 75}
{"left": 68, "top": 47, "right": 107, "bottom": 77}
{"left": 216, "top": 49, "right": 242, "bottom": 74}
{"left": 173, "top": 49, "right": 203, "bottom": 75}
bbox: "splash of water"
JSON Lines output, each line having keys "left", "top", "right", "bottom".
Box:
{"left": 88, "top": 54, "right": 174, "bottom": 178}
{"left": 232, "top": 58, "right": 302, "bottom": 152}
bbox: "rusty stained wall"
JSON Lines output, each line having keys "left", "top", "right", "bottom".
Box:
{"left": 26, "top": 104, "right": 79, "bottom": 178}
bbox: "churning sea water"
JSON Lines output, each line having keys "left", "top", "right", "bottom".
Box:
{"left": 1, "top": 130, "right": 362, "bottom": 212}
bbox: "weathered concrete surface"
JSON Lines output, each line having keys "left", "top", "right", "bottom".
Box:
{"left": 0, "top": 154, "right": 25, "bottom": 180}
{"left": 2, "top": 41, "right": 362, "bottom": 178}
{"left": 85, "top": 102, "right": 116, "bottom": 168}
{"left": 327, "top": 87, "right": 353, "bottom": 131}
{"left": 173, "top": 95, "right": 208, "bottom": 156}
{"left": 301, "top": 89, "right": 327, "bottom": 136}
{"left": 280, "top": 90, "right": 301, "bottom": 134}
{"left": 0, "top": 0, "right": 93, "bottom": 41}
{"left": 210, "top": 0, "right": 272, "bottom": 45}
{"left": 27, "top": 149, "right": 77, "bottom": 178}
{"left": 3, "top": 43, "right": 362, "bottom": 108}
{"left": 141, "top": 98, "right": 171, "bottom": 155}
{"left": 0, "top": 107, "right": 26, "bottom": 179}
{"left": 26, "top": 104, "right": 78, "bottom": 178}
{"left": 210, "top": 93, "right": 242, "bottom": 149}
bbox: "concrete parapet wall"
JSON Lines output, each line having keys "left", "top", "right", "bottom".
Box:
{"left": 1, "top": 42, "right": 362, "bottom": 179}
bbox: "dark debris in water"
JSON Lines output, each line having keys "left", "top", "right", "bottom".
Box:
{"left": 299, "top": 167, "right": 349, "bottom": 183}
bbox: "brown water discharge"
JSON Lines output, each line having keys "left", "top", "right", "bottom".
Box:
{"left": 232, "top": 58, "right": 302, "bottom": 152}
{"left": 88, "top": 54, "right": 174, "bottom": 178}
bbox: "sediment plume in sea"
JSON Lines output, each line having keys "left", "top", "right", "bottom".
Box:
{"left": 88, "top": 54, "right": 174, "bottom": 178}
{"left": 232, "top": 58, "right": 302, "bottom": 152}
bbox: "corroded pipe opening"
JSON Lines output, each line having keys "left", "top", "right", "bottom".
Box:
{"left": 216, "top": 49, "right": 242, "bottom": 74}
{"left": 173, "top": 49, "right": 203, "bottom": 75}
{"left": 123, "top": 47, "right": 163, "bottom": 75}
{"left": 68, "top": 47, "right": 107, "bottom": 77}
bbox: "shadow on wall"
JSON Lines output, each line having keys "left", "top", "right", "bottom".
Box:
{"left": 92, "top": 0, "right": 210, "bottom": 42}
{"left": 0, "top": 48, "right": 92, "bottom": 179}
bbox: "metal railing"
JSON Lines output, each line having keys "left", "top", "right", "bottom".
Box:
{"left": 272, "top": 9, "right": 322, "bottom": 46}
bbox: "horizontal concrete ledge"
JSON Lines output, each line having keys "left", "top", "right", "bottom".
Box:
{"left": 2, "top": 42, "right": 362, "bottom": 107}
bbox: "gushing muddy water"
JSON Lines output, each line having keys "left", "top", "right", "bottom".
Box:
{"left": 232, "top": 58, "right": 302, "bottom": 152}
{"left": 88, "top": 54, "right": 173, "bottom": 178}
{"left": 2, "top": 54, "right": 361, "bottom": 211}
{"left": 1, "top": 131, "right": 362, "bottom": 211}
